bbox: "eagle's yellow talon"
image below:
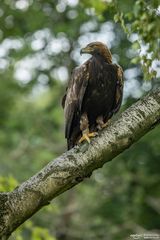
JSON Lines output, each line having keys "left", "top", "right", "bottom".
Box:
{"left": 88, "top": 132, "right": 98, "bottom": 137}
{"left": 79, "top": 132, "right": 98, "bottom": 144}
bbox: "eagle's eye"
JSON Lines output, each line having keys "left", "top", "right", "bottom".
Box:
{"left": 92, "top": 45, "right": 100, "bottom": 53}
{"left": 88, "top": 44, "right": 97, "bottom": 49}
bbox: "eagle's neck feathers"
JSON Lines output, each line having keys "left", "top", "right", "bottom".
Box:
{"left": 103, "top": 49, "right": 112, "bottom": 64}
{"left": 93, "top": 48, "right": 112, "bottom": 64}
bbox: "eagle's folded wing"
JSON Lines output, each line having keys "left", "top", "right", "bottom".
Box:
{"left": 62, "top": 62, "right": 90, "bottom": 140}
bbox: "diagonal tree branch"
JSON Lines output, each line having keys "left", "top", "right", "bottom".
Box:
{"left": 0, "top": 87, "right": 160, "bottom": 239}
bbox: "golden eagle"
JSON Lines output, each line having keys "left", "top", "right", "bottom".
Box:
{"left": 62, "top": 42, "right": 123, "bottom": 149}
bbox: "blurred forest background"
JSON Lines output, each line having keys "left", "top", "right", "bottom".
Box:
{"left": 0, "top": 0, "right": 160, "bottom": 239}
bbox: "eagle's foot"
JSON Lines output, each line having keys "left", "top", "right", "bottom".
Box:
{"left": 79, "top": 131, "right": 98, "bottom": 144}
{"left": 101, "top": 120, "right": 111, "bottom": 128}
{"left": 79, "top": 113, "right": 98, "bottom": 144}
{"left": 96, "top": 116, "right": 111, "bottom": 130}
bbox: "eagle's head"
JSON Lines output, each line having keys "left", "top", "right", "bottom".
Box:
{"left": 80, "top": 41, "right": 112, "bottom": 63}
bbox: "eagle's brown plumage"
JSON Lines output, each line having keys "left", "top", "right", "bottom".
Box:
{"left": 62, "top": 42, "right": 123, "bottom": 149}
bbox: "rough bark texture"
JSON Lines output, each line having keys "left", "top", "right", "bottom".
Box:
{"left": 0, "top": 87, "right": 160, "bottom": 239}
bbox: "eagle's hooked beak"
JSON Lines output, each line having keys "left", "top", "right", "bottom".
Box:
{"left": 80, "top": 46, "right": 93, "bottom": 55}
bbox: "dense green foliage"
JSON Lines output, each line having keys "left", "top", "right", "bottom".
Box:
{"left": 0, "top": 0, "right": 159, "bottom": 239}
